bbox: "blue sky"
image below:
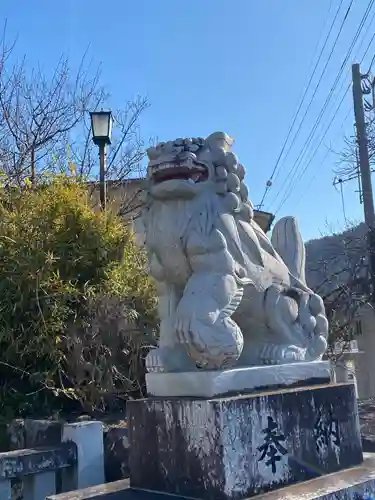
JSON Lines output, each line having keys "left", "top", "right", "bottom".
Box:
{"left": 0, "top": 0, "right": 373, "bottom": 241}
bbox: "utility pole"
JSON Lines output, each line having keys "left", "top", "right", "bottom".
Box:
{"left": 352, "top": 63, "right": 375, "bottom": 301}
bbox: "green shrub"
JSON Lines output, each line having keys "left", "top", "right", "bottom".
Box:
{"left": 0, "top": 176, "right": 157, "bottom": 418}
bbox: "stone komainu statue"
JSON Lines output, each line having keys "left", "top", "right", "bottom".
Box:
{"left": 140, "top": 132, "right": 328, "bottom": 373}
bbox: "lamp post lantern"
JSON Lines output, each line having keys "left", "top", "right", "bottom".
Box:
{"left": 90, "top": 110, "right": 113, "bottom": 211}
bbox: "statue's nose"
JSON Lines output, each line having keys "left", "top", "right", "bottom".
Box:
{"left": 177, "top": 151, "right": 196, "bottom": 162}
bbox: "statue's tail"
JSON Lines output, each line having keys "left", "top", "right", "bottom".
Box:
{"left": 271, "top": 216, "right": 306, "bottom": 286}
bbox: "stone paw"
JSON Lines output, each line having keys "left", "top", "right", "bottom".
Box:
{"left": 306, "top": 334, "right": 328, "bottom": 361}
{"left": 145, "top": 348, "right": 165, "bottom": 373}
{"left": 260, "top": 343, "right": 306, "bottom": 365}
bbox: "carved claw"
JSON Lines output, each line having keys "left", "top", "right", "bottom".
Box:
{"left": 175, "top": 313, "right": 243, "bottom": 370}
{"left": 260, "top": 344, "right": 306, "bottom": 365}
{"left": 264, "top": 284, "right": 329, "bottom": 362}
{"left": 175, "top": 311, "right": 194, "bottom": 346}
{"left": 282, "top": 345, "right": 306, "bottom": 362}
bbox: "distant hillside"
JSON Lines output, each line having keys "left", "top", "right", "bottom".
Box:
{"left": 305, "top": 223, "right": 367, "bottom": 295}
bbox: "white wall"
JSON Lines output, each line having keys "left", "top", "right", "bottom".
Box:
{"left": 333, "top": 358, "right": 359, "bottom": 398}
{"left": 355, "top": 304, "right": 375, "bottom": 399}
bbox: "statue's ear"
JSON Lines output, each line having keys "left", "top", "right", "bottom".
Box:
{"left": 205, "top": 132, "right": 234, "bottom": 153}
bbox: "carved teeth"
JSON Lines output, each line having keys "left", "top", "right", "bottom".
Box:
{"left": 152, "top": 163, "right": 205, "bottom": 173}
{"left": 152, "top": 163, "right": 171, "bottom": 171}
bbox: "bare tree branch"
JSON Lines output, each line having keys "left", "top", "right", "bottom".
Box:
{"left": 0, "top": 25, "right": 149, "bottom": 210}
{"left": 335, "top": 110, "right": 375, "bottom": 179}
{"left": 307, "top": 222, "right": 371, "bottom": 361}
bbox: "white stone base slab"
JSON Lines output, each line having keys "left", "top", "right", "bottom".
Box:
{"left": 145, "top": 360, "right": 332, "bottom": 398}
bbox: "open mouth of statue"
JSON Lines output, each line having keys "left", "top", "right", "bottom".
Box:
{"left": 152, "top": 164, "right": 209, "bottom": 184}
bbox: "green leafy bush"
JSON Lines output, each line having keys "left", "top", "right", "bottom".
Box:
{"left": 0, "top": 176, "right": 157, "bottom": 418}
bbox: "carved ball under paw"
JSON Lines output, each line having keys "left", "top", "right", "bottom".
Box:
{"left": 183, "top": 318, "right": 244, "bottom": 370}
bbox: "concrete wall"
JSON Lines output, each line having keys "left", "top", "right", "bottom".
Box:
{"left": 355, "top": 304, "right": 375, "bottom": 399}
{"left": 333, "top": 357, "right": 359, "bottom": 398}
{"left": 328, "top": 304, "right": 375, "bottom": 401}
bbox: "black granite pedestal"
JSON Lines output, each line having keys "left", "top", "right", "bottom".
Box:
{"left": 127, "top": 383, "right": 363, "bottom": 500}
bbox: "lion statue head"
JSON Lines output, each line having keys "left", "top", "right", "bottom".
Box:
{"left": 145, "top": 131, "right": 254, "bottom": 222}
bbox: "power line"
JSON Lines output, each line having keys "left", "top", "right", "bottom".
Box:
{"left": 365, "top": 35, "right": 375, "bottom": 72}
{"left": 354, "top": 3, "right": 375, "bottom": 65}
{"left": 293, "top": 103, "right": 354, "bottom": 210}
{"left": 276, "top": 1, "right": 375, "bottom": 212}
{"left": 299, "top": 4, "right": 374, "bottom": 147}
{"left": 292, "top": 148, "right": 331, "bottom": 210}
{"left": 256, "top": 0, "right": 343, "bottom": 209}
{"left": 317, "top": 8, "right": 375, "bottom": 133}
{"left": 274, "top": 0, "right": 353, "bottom": 170}
{"left": 263, "top": 0, "right": 354, "bottom": 209}
{"left": 292, "top": 22, "right": 375, "bottom": 211}
{"left": 274, "top": 84, "right": 351, "bottom": 213}
{"left": 269, "top": 0, "right": 375, "bottom": 212}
